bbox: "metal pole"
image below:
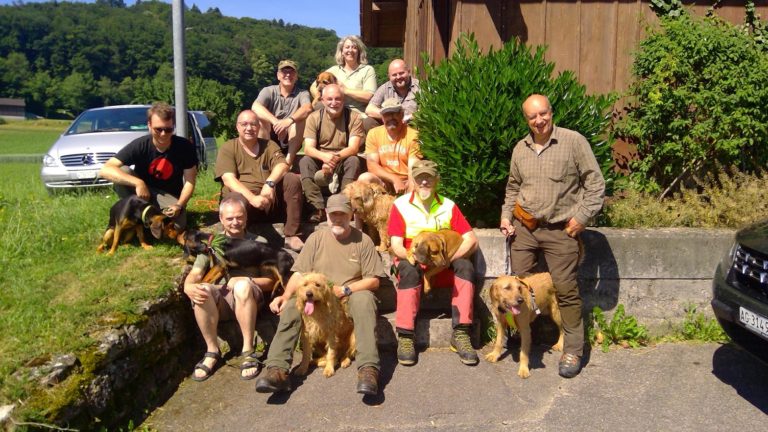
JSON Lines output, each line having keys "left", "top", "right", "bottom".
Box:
{"left": 172, "top": 0, "right": 187, "bottom": 139}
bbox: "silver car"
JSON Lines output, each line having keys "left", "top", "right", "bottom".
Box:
{"left": 40, "top": 105, "right": 216, "bottom": 193}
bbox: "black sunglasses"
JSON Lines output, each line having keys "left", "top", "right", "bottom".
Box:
{"left": 153, "top": 127, "right": 174, "bottom": 134}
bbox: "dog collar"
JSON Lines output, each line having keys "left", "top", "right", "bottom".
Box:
{"left": 141, "top": 205, "right": 153, "bottom": 225}
{"left": 519, "top": 279, "right": 541, "bottom": 316}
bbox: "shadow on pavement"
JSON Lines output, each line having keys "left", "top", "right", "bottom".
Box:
{"left": 711, "top": 343, "right": 768, "bottom": 414}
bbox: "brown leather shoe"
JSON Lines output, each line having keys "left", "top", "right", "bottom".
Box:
{"left": 356, "top": 366, "right": 379, "bottom": 395}
{"left": 254, "top": 366, "right": 291, "bottom": 393}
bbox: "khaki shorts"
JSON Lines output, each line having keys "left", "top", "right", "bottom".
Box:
{"left": 197, "top": 279, "right": 265, "bottom": 321}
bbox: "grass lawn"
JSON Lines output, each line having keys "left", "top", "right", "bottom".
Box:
{"left": 0, "top": 157, "right": 220, "bottom": 413}
{"left": 0, "top": 119, "right": 70, "bottom": 155}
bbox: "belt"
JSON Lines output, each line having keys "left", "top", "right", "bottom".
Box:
{"left": 537, "top": 220, "right": 566, "bottom": 229}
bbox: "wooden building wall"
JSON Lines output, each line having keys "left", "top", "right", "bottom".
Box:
{"left": 364, "top": 0, "right": 768, "bottom": 95}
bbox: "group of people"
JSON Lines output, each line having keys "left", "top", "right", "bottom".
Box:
{"left": 98, "top": 34, "right": 605, "bottom": 398}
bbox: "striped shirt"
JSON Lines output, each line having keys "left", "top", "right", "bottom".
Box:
{"left": 501, "top": 126, "right": 605, "bottom": 225}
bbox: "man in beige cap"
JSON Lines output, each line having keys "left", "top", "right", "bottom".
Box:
{"left": 255, "top": 194, "right": 386, "bottom": 396}
{"left": 387, "top": 160, "right": 480, "bottom": 366}
{"left": 252, "top": 59, "right": 313, "bottom": 167}
{"left": 359, "top": 97, "right": 422, "bottom": 194}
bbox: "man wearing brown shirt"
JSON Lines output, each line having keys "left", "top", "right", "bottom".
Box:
{"left": 299, "top": 84, "right": 365, "bottom": 222}
{"left": 499, "top": 94, "right": 605, "bottom": 378}
{"left": 215, "top": 110, "right": 304, "bottom": 251}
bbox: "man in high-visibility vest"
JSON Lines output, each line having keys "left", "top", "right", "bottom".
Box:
{"left": 387, "top": 160, "right": 479, "bottom": 366}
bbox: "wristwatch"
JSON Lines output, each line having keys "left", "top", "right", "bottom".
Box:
{"left": 265, "top": 180, "right": 275, "bottom": 188}
{"left": 342, "top": 285, "right": 352, "bottom": 297}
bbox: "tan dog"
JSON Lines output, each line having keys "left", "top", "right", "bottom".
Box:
{"left": 406, "top": 229, "right": 465, "bottom": 294}
{"left": 312, "top": 71, "right": 338, "bottom": 106}
{"left": 294, "top": 273, "right": 356, "bottom": 377}
{"left": 485, "top": 273, "right": 564, "bottom": 378}
{"left": 344, "top": 181, "right": 395, "bottom": 252}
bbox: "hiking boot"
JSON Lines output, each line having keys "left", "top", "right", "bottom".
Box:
{"left": 450, "top": 326, "right": 479, "bottom": 366}
{"left": 397, "top": 334, "right": 417, "bottom": 366}
{"left": 356, "top": 366, "right": 379, "bottom": 395}
{"left": 254, "top": 366, "right": 291, "bottom": 393}
{"left": 558, "top": 353, "right": 582, "bottom": 378}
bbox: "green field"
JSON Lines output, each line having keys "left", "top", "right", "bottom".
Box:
{"left": 0, "top": 148, "right": 220, "bottom": 419}
{"left": 0, "top": 119, "right": 70, "bottom": 155}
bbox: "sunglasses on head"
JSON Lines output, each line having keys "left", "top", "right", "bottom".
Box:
{"left": 153, "top": 127, "right": 174, "bottom": 134}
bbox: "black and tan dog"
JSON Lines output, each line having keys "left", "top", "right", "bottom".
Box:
{"left": 485, "top": 273, "right": 564, "bottom": 378}
{"left": 181, "top": 231, "right": 294, "bottom": 294}
{"left": 97, "top": 195, "right": 182, "bottom": 256}
{"left": 406, "top": 229, "right": 466, "bottom": 294}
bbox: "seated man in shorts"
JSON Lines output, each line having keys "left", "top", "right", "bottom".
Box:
{"left": 183, "top": 195, "right": 277, "bottom": 382}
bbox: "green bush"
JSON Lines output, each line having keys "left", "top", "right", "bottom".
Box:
{"left": 413, "top": 34, "right": 616, "bottom": 225}
{"left": 591, "top": 305, "right": 649, "bottom": 352}
{"left": 615, "top": 13, "right": 768, "bottom": 195}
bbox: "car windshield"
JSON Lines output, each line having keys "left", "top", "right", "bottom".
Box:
{"left": 66, "top": 107, "right": 149, "bottom": 135}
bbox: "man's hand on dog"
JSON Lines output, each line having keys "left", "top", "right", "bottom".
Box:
{"left": 500, "top": 218, "right": 515, "bottom": 237}
{"left": 135, "top": 181, "right": 151, "bottom": 201}
{"left": 163, "top": 204, "right": 183, "bottom": 218}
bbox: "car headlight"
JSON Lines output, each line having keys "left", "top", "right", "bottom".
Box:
{"left": 720, "top": 240, "right": 737, "bottom": 272}
{"left": 42, "top": 154, "right": 59, "bottom": 167}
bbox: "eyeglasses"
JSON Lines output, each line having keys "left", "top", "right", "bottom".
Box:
{"left": 153, "top": 127, "right": 174, "bottom": 134}
{"left": 237, "top": 122, "right": 259, "bottom": 129}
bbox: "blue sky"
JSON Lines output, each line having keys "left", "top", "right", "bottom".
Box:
{"left": 0, "top": 0, "right": 361, "bottom": 36}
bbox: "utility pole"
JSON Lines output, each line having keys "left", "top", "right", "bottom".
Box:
{"left": 172, "top": 0, "right": 187, "bottom": 139}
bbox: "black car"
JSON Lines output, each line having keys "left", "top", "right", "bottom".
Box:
{"left": 712, "top": 218, "right": 768, "bottom": 362}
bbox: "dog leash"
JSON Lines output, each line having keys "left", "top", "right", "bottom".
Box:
{"left": 503, "top": 235, "right": 540, "bottom": 319}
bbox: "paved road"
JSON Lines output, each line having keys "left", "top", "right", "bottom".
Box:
{"left": 144, "top": 342, "right": 767, "bottom": 431}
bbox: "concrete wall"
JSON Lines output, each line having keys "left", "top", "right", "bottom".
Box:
{"left": 473, "top": 228, "right": 736, "bottom": 333}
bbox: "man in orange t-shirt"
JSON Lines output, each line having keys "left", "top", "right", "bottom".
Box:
{"left": 358, "top": 98, "right": 422, "bottom": 194}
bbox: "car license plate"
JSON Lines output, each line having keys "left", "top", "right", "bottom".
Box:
{"left": 75, "top": 170, "right": 98, "bottom": 180}
{"left": 739, "top": 307, "right": 768, "bottom": 340}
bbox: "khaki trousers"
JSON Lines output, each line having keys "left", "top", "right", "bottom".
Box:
{"left": 509, "top": 218, "right": 584, "bottom": 356}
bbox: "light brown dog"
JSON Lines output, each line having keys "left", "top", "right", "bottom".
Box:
{"left": 406, "top": 229, "right": 465, "bottom": 294}
{"left": 312, "top": 71, "right": 338, "bottom": 106}
{"left": 485, "top": 273, "right": 564, "bottom": 378}
{"left": 344, "top": 181, "right": 395, "bottom": 252}
{"left": 294, "top": 273, "right": 356, "bottom": 377}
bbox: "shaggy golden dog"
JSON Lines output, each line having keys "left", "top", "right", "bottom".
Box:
{"left": 485, "top": 273, "right": 564, "bottom": 378}
{"left": 294, "top": 273, "right": 356, "bottom": 377}
{"left": 407, "top": 229, "right": 466, "bottom": 295}
{"left": 343, "top": 181, "right": 395, "bottom": 252}
{"left": 312, "top": 71, "right": 338, "bottom": 106}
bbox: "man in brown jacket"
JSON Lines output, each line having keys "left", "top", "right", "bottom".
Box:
{"left": 499, "top": 94, "right": 605, "bottom": 378}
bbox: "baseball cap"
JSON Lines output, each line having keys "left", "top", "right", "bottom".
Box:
{"left": 380, "top": 97, "right": 403, "bottom": 114}
{"left": 411, "top": 160, "right": 439, "bottom": 179}
{"left": 277, "top": 60, "right": 298, "bottom": 71}
{"left": 326, "top": 194, "right": 352, "bottom": 214}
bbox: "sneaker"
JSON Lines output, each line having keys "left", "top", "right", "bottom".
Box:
{"left": 314, "top": 170, "right": 332, "bottom": 188}
{"left": 254, "top": 366, "right": 291, "bottom": 393}
{"left": 558, "top": 353, "right": 582, "bottom": 378}
{"left": 356, "top": 366, "right": 379, "bottom": 395}
{"left": 284, "top": 236, "right": 304, "bottom": 252}
{"left": 328, "top": 172, "right": 340, "bottom": 194}
{"left": 450, "top": 327, "right": 479, "bottom": 366}
{"left": 397, "top": 334, "right": 417, "bottom": 366}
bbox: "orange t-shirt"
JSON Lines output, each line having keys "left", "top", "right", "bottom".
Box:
{"left": 364, "top": 125, "right": 421, "bottom": 177}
